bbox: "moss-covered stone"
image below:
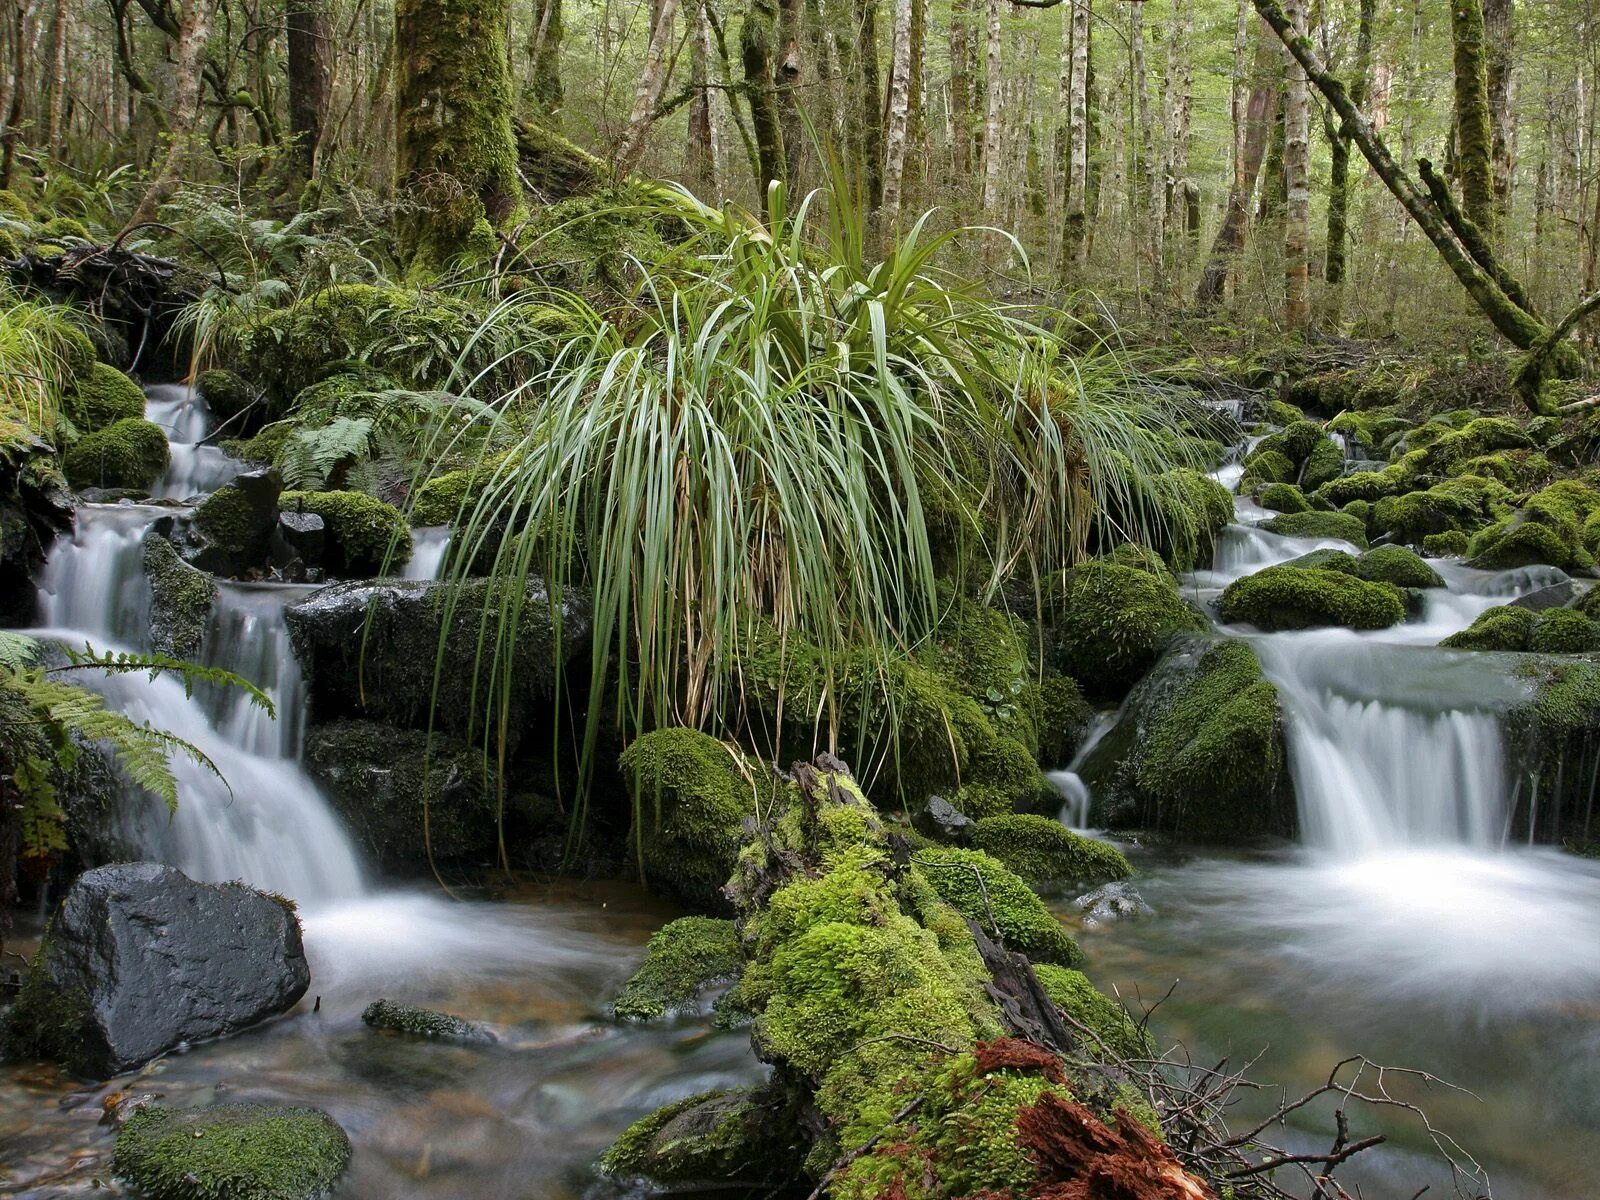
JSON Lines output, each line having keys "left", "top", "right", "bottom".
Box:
{"left": 1260, "top": 509, "right": 1369, "bottom": 547}
{"left": 612, "top": 916, "right": 741, "bottom": 1020}
{"left": 1312, "top": 465, "right": 1412, "bottom": 508}
{"left": 143, "top": 533, "right": 214, "bottom": 658}
{"left": 278, "top": 489, "right": 411, "bottom": 576}
{"left": 912, "top": 846, "right": 1082, "bottom": 966}
{"left": 190, "top": 470, "right": 282, "bottom": 572}
{"left": 361, "top": 998, "right": 493, "bottom": 1042}
{"left": 1147, "top": 467, "right": 1235, "bottom": 571}
{"left": 621, "top": 729, "right": 770, "bottom": 908}
{"left": 1218, "top": 565, "right": 1405, "bottom": 631}
{"left": 1468, "top": 519, "right": 1593, "bottom": 573}
{"left": 1036, "top": 674, "right": 1092, "bottom": 766}
{"left": 1356, "top": 544, "right": 1445, "bottom": 589}
{"left": 1529, "top": 608, "right": 1600, "bottom": 654}
{"left": 196, "top": 368, "right": 253, "bottom": 420}
{"left": 600, "top": 1087, "right": 804, "bottom": 1188}
{"left": 1050, "top": 561, "right": 1204, "bottom": 701}
{"left": 1033, "top": 965, "right": 1147, "bottom": 1059}
{"left": 61, "top": 417, "right": 168, "bottom": 491}
{"left": 1240, "top": 446, "right": 1294, "bottom": 485}
{"left": 64, "top": 363, "right": 143, "bottom": 433}
{"left": 222, "top": 421, "right": 294, "bottom": 466}
{"left": 1440, "top": 604, "right": 1535, "bottom": 651}
{"left": 113, "top": 1103, "right": 350, "bottom": 1200}
{"left": 1373, "top": 476, "right": 1512, "bottom": 543}
{"left": 1423, "top": 530, "right": 1470, "bottom": 557}
{"left": 1257, "top": 482, "right": 1310, "bottom": 514}
{"left": 970, "top": 814, "right": 1131, "bottom": 894}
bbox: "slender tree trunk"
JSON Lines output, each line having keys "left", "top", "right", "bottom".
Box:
{"left": 775, "top": 0, "right": 803, "bottom": 186}
{"left": 979, "top": 0, "right": 1002, "bottom": 214}
{"left": 0, "top": 0, "right": 33, "bottom": 188}
{"left": 1483, "top": 0, "right": 1514, "bottom": 221}
{"left": 1321, "top": 0, "right": 1374, "bottom": 327}
{"left": 124, "top": 0, "right": 216, "bottom": 231}
{"left": 855, "top": 0, "right": 882, "bottom": 209}
{"left": 687, "top": 0, "right": 716, "bottom": 195}
{"left": 1165, "top": 0, "right": 1195, "bottom": 264}
{"left": 743, "top": 0, "right": 785, "bottom": 196}
{"left": 1061, "top": 0, "right": 1090, "bottom": 273}
{"left": 1130, "top": 0, "right": 1157, "bottom": 297}
{"left": 614, "top": 0, "right": 681, "bottom": 174}
{"left": 285, "top": 0, "right": 330, "bottom": 182}
{"left": 879, "top": 0, "right": 913, "bottom": 238}
{"left": 949, "top": 0, "right": 973, "bottom": 177}
{"left": 1196, "top": 22, "right": 1278, "bottom": 308}
{"left": 45, "top": 0, "right": 65, "bottom": 154}
{"left": 1450, "top": 0, "right": 1495, "bottom": 233}
{"left": 527, "top": 0, "right": 564, "bottom": 115}
{"left": 1281, "top": 0, "right": 1309, "bottom": 328}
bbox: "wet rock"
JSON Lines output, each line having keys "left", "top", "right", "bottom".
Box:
{"left": 0, "top": 426, "right": 73, "bottom": 624}
{"left": 56, "top": 737, "right": 139, "bottom": 866}
{"left": 7, "top": 862, "right": 309, "bottom": 1077}
{"left": 303, "top": 719, "right": 495, "bottom": 870}
{"left": 1074, "top": 881, "right": 1155, "bottom": 927}
{"left": 114, "top": 1103, "right": 350, "bottom": 1200}
{"left": 142, "top": 531, "right": 215, "bottom": 658}
{"left": 913, "top": 794, "right": 975, "bottom": 843}
{"left": 270, "top": 509, "right": 325, "bottom": 575}
{"left": 286, "top": 577, "right": 591, "bottom": 742}
{"left": 361, "top": 998, "right": 495, "bottom": 1043}
{"left": 182, "top": 467, "right": 282, "bottom": 576}
{"left": 1511, "top": 581, "right": 1578, "bottom": 612}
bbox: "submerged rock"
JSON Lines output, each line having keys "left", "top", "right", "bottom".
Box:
{"left": 1074, "top": 881, "right": 1156, "bottom": 927}
{"left": 114, "top": 1103, "right": 350, "bottom": 1200}
{"left": 7, "top": 863, "right": 309, "bottom": 1077}
{"left": 361, "top": 998, "right": 495, "bottom": 1043}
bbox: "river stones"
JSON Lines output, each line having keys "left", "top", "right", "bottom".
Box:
{"left": 8, "top": 863, "right": 309, "bottom": 1077}
{"left": 1074, "top": 881, "right": 1155, "bottom": 927}
{"left": 362, "top": 998, "right": 495, "bottom": 1043}
{"left": 114, "top": 1103, "right": 350, "bottom": 1200}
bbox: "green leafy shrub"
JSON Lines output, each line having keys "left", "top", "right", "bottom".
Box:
{"left": 61, "top": 417, "right": 168, "bottom": 490}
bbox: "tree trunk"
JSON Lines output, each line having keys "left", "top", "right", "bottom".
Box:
{"left": 393, "top": 0, "right": 524, "bottom": 274}
{"left": 614, "top": 0, "right": 681, "bottom": 174}
{"left": 979, "top": 0, "right": 1002, "bottom": 214}
{"left": 949, "top": 0, "right": 973, "bottom": 177}
{"left": 1196, "top": 21, "right": 1278, "bottom": 308}
{"left": 879, "top": 0, "right": 913, "bottom": 238}
{"left": 527, "top": 0, "right": 564, "bottom": 115}
{"left": 286, "top": 0, "right": 331, "bottom": 182}
{"left": 1165, "top": 0, "right": 1195, "bottom": 262}
{"left": 854, "top": 0, "right": 882, "bottom": 209}
{"left": 1281, "top": 0, "right": 1309, "bottom": 329}
{"left": 124, "top": 0, "right": 216, "bottom": 232}
{"left": 1483, "top": 0, "right": 1514, "bottom": 221}
{"left": 775, "top": 0, "right": 803, "bottom": 188}
{"left": 45, "top": 0, "right": 65, "bottom": 154}
{"left": 1321, "top": 0, "right": 1374, "bottom": 327}
{"left": 687, "top": 0, "right": 716, "bottom": 196}
{"left": 1130, "top": 0, "right": 1157, "bottom": 297}
{"left": 1060, "top": 0, "right": 1089, "bottom": 273}
{"left": 742, "top": 0, "right": 785, "bottom": 197}
{"left": 1450, "top": 0, "right": 1495, "bottom": 232}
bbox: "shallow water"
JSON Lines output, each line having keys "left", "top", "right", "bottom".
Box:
{"left": 0, "top": 881, "right": 766, "bottom": 1199}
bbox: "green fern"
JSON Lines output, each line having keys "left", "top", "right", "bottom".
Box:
{"left": 279, "top": 417, "right": 374, "bottom": 491}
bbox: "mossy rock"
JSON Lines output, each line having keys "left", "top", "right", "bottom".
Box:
{"left": 361, "top": 998, "right": 493, "bottom": 1042}
{"left": 1240, "top": 446, "right": 1294, "bottom": 485}
{"left": 1051, "top": 561, "right": 1204, "bottom": 702}
{"left": 1468, "top": 519, "right": 1592, "bottom": 573}
{"left": 622, "top": 729, "right": 772, "bottom": 909}
{"left": 1259, "top": 510, "right": 1368, "bottom": 548}
{"left": 912, "top": 846, "right": 1082, "bottom": 966}
{"left": 1373, "top": 476, "right": 1512, "bottom": 543}
{"left": 113, "top": 1103, "right": 350, "bottom": 1200}
{"left": 969, "top": 814, "right": 1131, "bottom": 894}
{"left": 1312, "top": 466, "right": 1412, "bottom": 508}
{"left": 1033, "top": 964, "right": 1148, "bottom": 1059}
{"left": 61, "top": 418, "right": 168, "bottom": 491}
{"left": 1423, "top": 530, "right": 1470, "bottom": 557}
{"left": 1300, "top": 437, "right": 1346, "bottom": 492}
{"left": 600, "top": 1087, "right": 803, "bottom": 1187}
{"left": 38, "top": 216, "right": 91, "bottom": 241}
{"left": 1530, "top": 608, "right": 1600, "bottom": 654}
{"left": 612, "top": 916, "right": 741, "bottom": 1020}
{"left": 1257, "top": 482, "right": 1310, "bottom": 514}
{"left": 1036, "top": 675, "right": 1092, "bottom": 767}
{"left": 1218, "top": 565, "right": 1405, "bottom": 631}
{"left": 279, "top": 489, "right": 411, "bottom": 576}
{"left": 222, "top": 422, "right": 294, "bottom": 466}
{"left": 1146, "top": 467, "right": 1234, "bottom": 571}
{"left": 1459, "top": 450, "right": 1553, "bottom": 491}
{"left": 143, "top": 533, "right": 215, "bottom": 658}
{"left": 196, "top": 369, "right": 253, "bottom": 420}
{"left": 64, "top": 363, "right": 143, "bottom": 433}
{"left": 1440, "top": 605, "right": 1535, "bottom": 652}
{"left": 1355, "top": 544, "right": 1445, "bottom": 589}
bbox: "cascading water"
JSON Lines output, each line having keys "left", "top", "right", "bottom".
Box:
{"left": 145, "top": 382, "right": 242, "bottom": 499}
{"left": 404, "top": 525, "right": 452, "bottom": 581}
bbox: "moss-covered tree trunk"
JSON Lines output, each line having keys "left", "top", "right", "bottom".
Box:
{"left": 286, "top": 0, "right": 331, "bottom": 182}
{"left": 742, "top": 0, "right": 786, "bottom": 197}
{"left": 1281, "top": 0, "right": 1310, "bottom": 329}
{"left": 394, "top": 0, "right": 524, "bottom": 275}
{"left": 1196, "top": 25, "right": 1279, "bottom": 309}
{"left": 1483, "top": 0, "right": 1515, "bottom": 221}
{"left": 1320, "top": 0, "right": 1373, "bottom": 328}
{"left": 1450, "top": 0, "right": 1495, "bottom": 233}
{"left": 123, "top": 0, "right": 217, "bottom": 232}
{"left": 525, "top": 0, "right": 564, "bottom": 115}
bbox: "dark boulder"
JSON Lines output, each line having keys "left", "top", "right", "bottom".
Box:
{"left": 270, "top": 509, "right": 325, "bottom": 578}
{"left": 180, "top": 467, "right": 283, "bottom": 576}
{"left": 912, "top": 794, "right": 975, "bottom": 843}
{"left": 286, "top": 577, "right": 591, "bottom": 743}
{"left": 1510, "top": 581, "right": 1578, "bottom": 612}
{"left": 0, "top": 426, "right": 73, "bottom": 624}
{"left": 142, "top": 530, "right": 215, "bottom": 658}
{"left": 7, "top": 863, "right": 309, "bottom": 1077}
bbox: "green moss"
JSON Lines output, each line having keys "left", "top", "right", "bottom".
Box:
{"left": 1148, "top": 468, "right": 1235, "bottom": 571}
{"left": 601, "top": 1088, "right": 797, "bottom": 1185}
{"left": 1257, "top": 482, "right": 1310, "bottom": 514}
{"left": 412, "top": 468, "right": 476, "bottom": 526}
{"left": 193, "top": 480, "right": 271, "bottom": 561}
{"left": 0, "top": 188, "right": 29, "bottom": 218}
{"left": 222, "top": 421, "right": 293, "bottom": 465}
{"left": 926, "top": 595, "right": 1040, "bottom": 752}
{"left": 278, "top": 489, "right": 412, "bottom": 575}
{"left": 1355, "top": 544, "right": 1445, "bottom": 589}
{"left": 1530, "top": 608, "right": 1600, "bottom": 654}
{"left": 612, "top": 916, "right": 741, "bottom": 1020}
{"left": 143, "top": 534, "right": 214, "bottom": 658}
{"left": 361, "top": 998, "right": 492, "bottom": 1042}
{"left": 1218, "top": 565, "right": 1405, "bottom": 631}
{"left": 1423, "top": 530, "right": 1470, "bottom": 557}
{"left": 1374, "top": 476, "right": 1512, "bottom": 543}
{"left": 1036, "top": 674, "right": 1092, "bottom": 766}
{"left": 1284, "top": 547, "right": 1361, "bottom": 575}
{"left": 1033, "top": 965, "right": 1147, "bottom": 1059}
{"left": 1241, "top": 447, "right": 1294, "bottom": 485}
{"left": 1312, "top": 466, "right": 1412, "bottom": 508}
{"left": 1260, "top": 510, "right": 1369, "bottom": 547}
{"left": 113, "top": 1104, "right": 350, "bottom": 1200}
{"left": 1439, "top": 604, "right": 1535, "bottom": 651}
{"left": 1051, "top": 561, "right": 1204, "bottom": 701}
{"left": 1459, "top": 450, "right": 1553, "bottom": 491}
{"left": 970, "top": 814, "right": 1131, "bottom": 893}
{"left": 912, "top": 847, "right": 1082, "bottom": 966}
{"left": 621, "top": 729, "right": 767, "bottom": 907}
{"left": 1468, "top": 520, "right": 1592, "bottom": 573}
{"left": 1300, "top": 438, "right": 1346, "bottom": 492}
{"left": 196, "top": 369, "right": 253, "bottom": 419}
{"left": 37, "top": 216, "right": 90, "bottom": 241}
{"left": 64, "top": 363, "right": 143, "bottom": 432}
{"left": 61, "top": 417, "right": 168, "bottom": 490}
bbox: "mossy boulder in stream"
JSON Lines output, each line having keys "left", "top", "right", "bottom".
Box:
{"left": 142, "top": 532, "right": 215, "bottom": 658}
{"left": 278, "top": 489, "right": 410, "bottom": 576}
{"left": 1441, "top": 604, "right": 1537, "bottom": 651}
{"left": 1259, "top": 509, "right": 1368, "bottom": 547}
{"left": 611, "top": 916, "right": 741, "bottom": 1020}
{"left": 1258, "top": 481, "right": 1310, "bottom": 513}
{"left": 187, "top": 468, "right": 283, "bottom": 575}
{"left": 912, "top": 846, "right": 1082, "bottom": 966}
{"left": 969, "top": 814, "right": 1131, "bottom": 895}
{"left": 114, "top": 1103, "right": 350, "bottom": 1200}
{"left": 196, "top": 368, "right": 253, "bottom": 420}
{"left": 1049, "top": 560, "right": 1204, "bottom": 701}
{"left": 63, "top": 363, "right": 144, "bottom": 433}
{"left": 1373, "top": 476, "right": 1512, "bottom": 543}
{"left": 61, "top": 418, "right": 168, "bottom": 491}
{"left": 1083, "top": 636, "right": 1292, "bottom": 841}
{"left": 1218, "top": 565, "right": 1405, "bottom": 631}
{"left": 361, "top": 998, "right": 494, "bottom": 1043}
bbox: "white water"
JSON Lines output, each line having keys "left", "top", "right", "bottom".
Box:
{"left": 145, "top": 382, "right": 242, "bottom": 499}
{"left": 404, "top": 525, "right": 452, "bottom": 580}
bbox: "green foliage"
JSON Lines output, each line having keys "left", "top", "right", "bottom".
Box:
{"left": 278, "top": 417, "right": 373, "bottom": 491}
{"left": 970, "top": 814, "right": 1131, "bottom": 893}
{"left": 1218, "top": 565, "right": 1405, "bottom": 631}
{"left": 1373, "top": 476, "right": 1512, "bottom": 542}
{"left": 1530, "top": 608, "right": 1600, "bottom": 654}
{"left": 278, "top": 489, "right": 411, "bottom": 575}
{"left": 63, "top": 363, "right": 144, "bottom": 432}
{"left": 0, "top": 287, "right": 94, "bottom": 435}
{"left": 196, "top": 368, "right": 253, "bottom": 419}
{"left": 114, "top": 1104, "right": 350, "bottom": 1200}
{"left": 1258, "top": 482, "right": 1310, "bottom": 513}
{"left": 1033, "top": 965, "right": 1148, "bottom": 1059}
{"left": 612, "top": 916, "right": 742, "bottom": 1020}
{"left": 1050, "top": 560, "right": 1204, "bottom": 700}
{"left": 61, "top": 417, "right": 168, "bottom": 490}
{"left": 912, "top": 846, "right": 1083, "bottom": 966}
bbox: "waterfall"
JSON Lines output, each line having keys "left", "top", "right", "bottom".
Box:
{"left": 404, "top": 525, "right": 452, "bottom": 581}
{"left": 28, "top": 389, "right": 368, "bottom": 905}
{"left": 145, "top": 382, "right": 242, "bottom": 499}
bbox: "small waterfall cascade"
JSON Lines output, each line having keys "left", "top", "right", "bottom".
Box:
{"left": 1050, "top": 712, "right": 1117, "bottom": 829}
{"left": 145, "top": 382, "right": 242, "bottom": 499}
{"left": 404, "top": 526, "right": 452, "bottom": 581}
{"left": 28, "top": 386, "right": 367, "bottom": 904}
